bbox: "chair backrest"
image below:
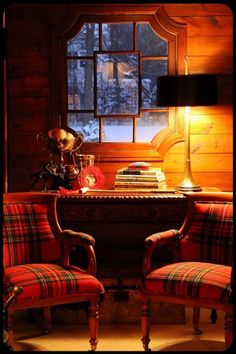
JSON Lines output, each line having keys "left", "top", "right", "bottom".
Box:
{"left": 179, "top": 192, "right": 233, "bottom": 265}
{"left": 3, "top": 193, "right": 61, "bottom": 267}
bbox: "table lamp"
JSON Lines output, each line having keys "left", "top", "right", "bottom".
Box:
{"left": 157, "top": 56, "right": 218, "bottom": 192}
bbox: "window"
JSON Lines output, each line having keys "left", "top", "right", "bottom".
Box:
{"left": 54, "top": 6, "right": 187, "bottom": 161}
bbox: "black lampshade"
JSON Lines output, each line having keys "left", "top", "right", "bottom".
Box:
{"left": 157, "top": 74, "right": 218, "bottom": 107}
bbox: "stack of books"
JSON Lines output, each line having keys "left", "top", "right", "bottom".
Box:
{"left": 114, "top": 162, "right": 167, "bottom": 191}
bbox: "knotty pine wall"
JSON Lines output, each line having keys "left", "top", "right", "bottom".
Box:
{"left": 4, "top": 3, "right": 233, "bottom": 192}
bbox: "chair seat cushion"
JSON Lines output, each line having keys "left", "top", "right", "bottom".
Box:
{"left": 4, "top": 264, "right": 105, "bottom": 301}
{"left": 140, "top": 262, "right": 232, "bottom": 304}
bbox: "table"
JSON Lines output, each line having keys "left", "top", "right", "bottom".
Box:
{"left": 56, "top": 191, "right": 188, "bottom": 323}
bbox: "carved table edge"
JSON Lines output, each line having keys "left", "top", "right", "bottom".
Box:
{"left": 58, "top": 193, "right": 186, "bottom": 200}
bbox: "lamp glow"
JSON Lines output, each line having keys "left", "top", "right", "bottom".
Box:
{"left": 157, "top": 56, "right": 218, "bottom": 192}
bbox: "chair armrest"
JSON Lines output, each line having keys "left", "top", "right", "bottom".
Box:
{"left": 4, "top": 286, "right": 23, "bottom": 312}
{"left": 143, "top": 229, "right": 180, "bottom": 276}
{"left": 61, "top": 229, "right": 95, "bottom": 247}
{"left": 60, "top": 229, "right": 97, "bottom": 275}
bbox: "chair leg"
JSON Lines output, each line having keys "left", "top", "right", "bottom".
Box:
{"left": 210, "top": 309, "right": 217, "bottom": 324}
{"left": 43, "top": 306, "right": 52, "bottom": 334}
{"left": 27, "top": 309, "right": 35, "bottom": 323}
{"left": 88, "top": 300, "right": 99, "bottom": 351}
{"left": 193, "top": 307, "right": 202, "bottom": 335}
{"left": 141, "top": 300, "right": 151, "bottom": 351}
{"left": 5, "top": 310, "right": 14, "bottom": 349}
{"left": 224, "top": 312, "right": 233, "bottom": 350}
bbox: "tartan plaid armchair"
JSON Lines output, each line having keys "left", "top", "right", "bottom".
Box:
{"left": 3, "top": 192, "right": 105, "bottom": 351}
{"left": 138, "top": 192, "right": 233, "bottom": 351}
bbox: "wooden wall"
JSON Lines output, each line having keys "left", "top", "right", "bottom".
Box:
{"left": 5, "top": 3, "right": 233, "bottom": 192}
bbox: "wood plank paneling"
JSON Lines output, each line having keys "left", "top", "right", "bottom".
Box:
{"left": 7, "top": 57, "right": 49, "bottom": 77}
{"left": 189, "top": 115, "right": 233, "bottom": 134}
{"left": 188, "top": 57, "right": 233, "bottom": 74}
{"left": 87, "top": 155, "right": 233, "bottom": 173}
{"left": 8, "top": 117, "right": 48, "bottom": 135}
{"left": 160, "top": 154, "right": 233, "bottom": 173}
{"left": 165, "top": 172, "right": 233, "bottom": 191}
{"left": 9, "top": 136, "right": 48, "bottom": 154}
{"left": 190, "top": 105, "right": 232, "bottom": 115}
{"left": 6, "top": 29, "right": 50, "bottom": 58}
{"left": 187, "top": 36, "right": 232, "bottom": 56}
{"left": 8, "top": 77, "right": 49, "bottom": 97}
{"left": 164, "top": 4, "right": 232, "bottom": 16}
{"left": 172, "top": 16, "right": 233, "bottom": 36}
{"left": 169, "top": 135, "right": 233, "bottom": 154}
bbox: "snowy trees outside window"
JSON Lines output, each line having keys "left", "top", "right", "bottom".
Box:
{"left": 96, "top": 52, "right": 140, "bottom": 116}
{"left": 67, "top": 22, "right": 169, "bottom": 143}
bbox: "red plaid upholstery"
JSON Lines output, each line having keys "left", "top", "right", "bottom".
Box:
{"left": 3, "top": 193, "right": 106, "bottom": 352}
{"left": 138, "top": 194, "right": 233, "bottom": 351}
{"left": 140, "top": 261, "right": 232, "bottom": 304}
{"left": 180, "top": 202, "right": 233, "bottom": 265}
{"left": 4, "top": 264, "right": 104, "bottom": 301}
{"left": 3, "top": 203, "right": 61, "bottom": 267}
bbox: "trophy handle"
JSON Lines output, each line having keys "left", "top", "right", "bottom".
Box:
{"left": 37, "top": 131, "right": 49, "bottom": 151}
{"left": 71, "top": 131, "right": 84, "bottom": 154}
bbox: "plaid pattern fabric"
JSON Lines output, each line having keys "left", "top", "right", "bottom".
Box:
{"left": 140, "top": 261, "right": 232, "bottom": 304}
{"left": 180, "top": 202, "right": 233, "bottom": 265}
{"left": 3, "top": 203, "right": 61, "bottom": 267}
{"left": 145, "top": 229, "right": 180, "bottom": 245}
{"left": 4, "top": 263, "right": 105, "bottom": 301}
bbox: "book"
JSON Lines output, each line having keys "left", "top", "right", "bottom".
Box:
{"left": 115, "top": 173, "right": 166, "bottom": 183}
{"left": 114, "top": 185, "right": 167, "bottom": 191}
{"left": 117, "top": 167, "right": 162, "bottom": 176}
{"left": 114, "top": 187, "right": 166, "bottom": 192}
{"left": 128, "top": 161, "right": 151, "bottom": 170}
{"left": 115, "top": 163, "right": 167, "bottom": 190}
{"left": 112, "top": 188, "right": 174, "bottom": 193}
{"left": 114, "top": 180, "right": 167, "bottom": 188}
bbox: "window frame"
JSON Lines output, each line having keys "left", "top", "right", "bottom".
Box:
{"left": 51, "top": 5, "right": 187, "bottom": 162}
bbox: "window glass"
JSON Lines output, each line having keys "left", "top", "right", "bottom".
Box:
{"left": 96, "top": 53, "right": 139, "bottom": 115}
{"left": 102, "top": 23, "right": 133, "bottom": 51}
{"left": 137, "top": 23, "right": 167, "bottom": 56}
{"left": 142, "top": 60, "right": 168, "bottom": 108}
{"left": 67, "top": 23, "right": 99, "bottom": 56}
{"left": 66, "top": 20, "right": 171, "bottom": 144}
{"left": 68, "top": 112, "right": 99, "bottom": 142}
{"left": 103, "top": 118, "right": 133, "bottom": 142}
{"left": 136, "top": 112, "right": 168, "bottom": 142}
{"left": 68, "top": 59, "right": 94, "bottom": 110}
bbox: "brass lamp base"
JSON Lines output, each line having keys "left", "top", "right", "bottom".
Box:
{"left": 175, "top": 183, "right": 202, "bottom": 193}
{"left": 176, "top": 159, "right": 202, "bottom": 193}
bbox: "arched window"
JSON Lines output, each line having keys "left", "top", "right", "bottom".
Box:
{"left": 52, "top": 5, "right": 187, "bottom": 161}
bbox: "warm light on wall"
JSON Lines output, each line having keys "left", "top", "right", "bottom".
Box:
{"left": 157, "top": 56, "right": 218, "bottom": 192}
